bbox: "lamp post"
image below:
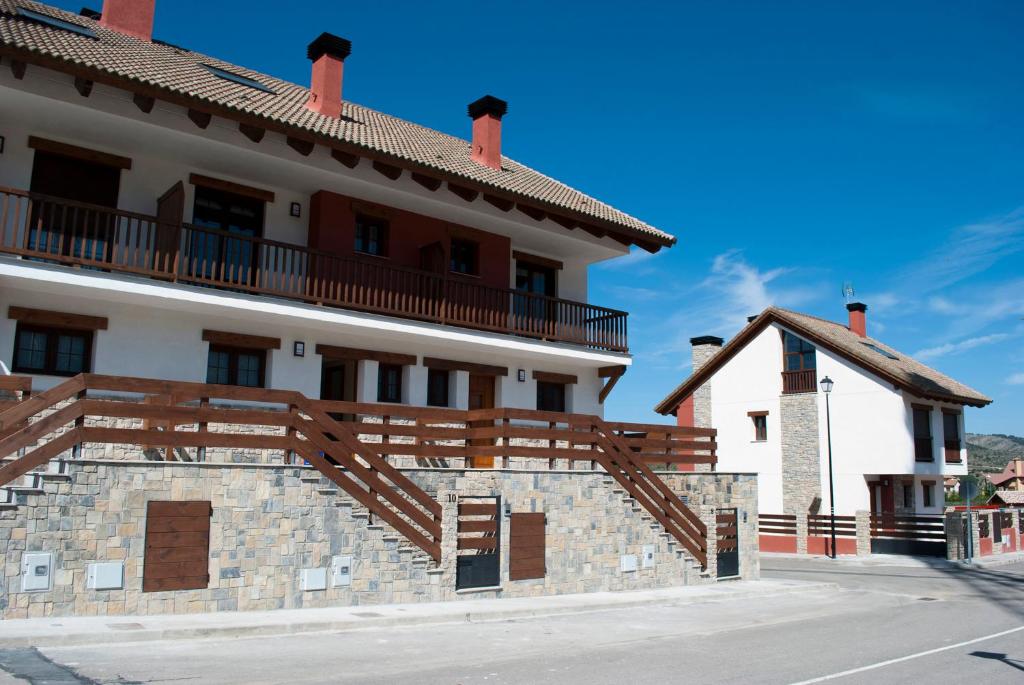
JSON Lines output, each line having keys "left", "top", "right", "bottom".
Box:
{"left": 820, "top": 376, "right": 837, "bottom": 559}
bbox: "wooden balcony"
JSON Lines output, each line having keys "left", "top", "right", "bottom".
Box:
{"left": 781, "top": 369, "right": 817, "bottom": 394}
{"left": 0, "top": 187, "right": 628, "bottom": 352}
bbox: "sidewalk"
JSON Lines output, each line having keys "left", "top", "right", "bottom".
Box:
{"left": 0, "top": 579, "right": 833, "bottom": 648}
{"left": 763, "top": 551, "right": 1024, "bottom": 569}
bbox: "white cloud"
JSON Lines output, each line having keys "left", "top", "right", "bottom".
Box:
{"left": 1008, "top": 373, "right": 1024, "bottom": 386}
{"left": 914, "top": 333, "right": 1011, "bottom": 360}
{"left": 596, "top": 247, "right": 662, "bottom": 272}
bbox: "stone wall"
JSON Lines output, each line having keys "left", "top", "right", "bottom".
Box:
{"left": 0, "top": 461, "right": 757, "bottom": 619}
{"left": 690, "top": 343, "right": 720, "bottom": 430}
{"left": 779, "top": 393, "right": 821, "bottom": 514}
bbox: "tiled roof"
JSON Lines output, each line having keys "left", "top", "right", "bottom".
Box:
{"left": 0, "top": 1, "right": 675, "bottom": 248}
{"left": 654, "top": 306, "right": 992, "bottom": 414}
{"left": 986, "top": 459, "right": 1024, "bottom": 486}
{"left": 989, "top": 490, "right": 1024, "bottom": 505}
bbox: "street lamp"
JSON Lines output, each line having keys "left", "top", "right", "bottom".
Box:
{"left": 820, "top": 376, "right": 837, "bottom": 559}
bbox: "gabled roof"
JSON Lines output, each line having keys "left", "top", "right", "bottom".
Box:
{"left": 654, "top": 306, "right": 992, "bottom": 414}
{"left": 986, "top": 459, "right": 1024, "bottom": 486}
{"left": 988, "top": 490, "right": 1024, "bottom": 506}
{"left": 0, "top": 1, "right": 675, "bottom": 251}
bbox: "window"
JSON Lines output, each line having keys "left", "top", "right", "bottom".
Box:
{"left": 922, "top": 482, "right": 934, "bottom": 508}
{"left": 861, "top": 342, "right": 899, "bottom": 360}
{"left": 782, "top": 332, "right": 816, "bottom": 371}
{"left": 912, "top": 405, "right": 933, "bottom": 462}
{"left": 902, "top": 483, "right": 914, "bottom": 509}
{"left": 750, "top": 412, "right": 768, "bottom": 441}
{"left": 427, "top": 368, "right": 450, "bottom": 407}
{"left": 12, "top": 324, "right": 92, "bottom": 376}
{"left": 17, "top": 8, "right": 98, "bottom": 39}
{"left": 377, "top": 364, "right": 403, "bottom": 403}
{"left": 449, "top": 238, "right": 479, "bottom": 275}
{"left": 536, "top": 381, "right": 566, "bottom": 412}
{"left": 206, "top": 345, "right": 265, "bottom": 387}
{"left": 355, "top": 214, "right": 388, "bottom": 256}
{"left": 190, "top": 185, "right": 264, "bottom": 283}
{"left": 201, "top": 64, "right": 277, "bottom": 94}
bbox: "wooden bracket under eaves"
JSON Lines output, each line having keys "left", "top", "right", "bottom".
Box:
{"left": 597, "top": 365, "right": 627, "bottom": 404}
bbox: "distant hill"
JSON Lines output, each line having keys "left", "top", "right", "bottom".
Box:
{"left": 966, "top": 433, "right": 1024, "bottom": 478}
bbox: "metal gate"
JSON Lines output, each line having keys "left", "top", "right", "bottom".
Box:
{"left": 716, "top": 508, "right": 739, "bottom": 579}
{"left": 456, "top": 496, "right": 500, "bottom": 590}
{"left": 869, "top": 514, "right": 946, "bottom": 556}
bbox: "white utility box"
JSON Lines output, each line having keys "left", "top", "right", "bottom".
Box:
{"left": 21, "top": 552, "right": 53, "bottom": 592}
{"left": 620, "top": 554, "right": 638, "bottom": 573}
{"left": 87, "top": 562, "right": 124, "bottom": 590}
{"left": 331, "top": 556, "right": 353, "bottom": 587}
{"left": 300, "top": 568, "right": 328, "bottom": 591}
{"left": 642, "top": 545, "right": 656, "bottom": 569}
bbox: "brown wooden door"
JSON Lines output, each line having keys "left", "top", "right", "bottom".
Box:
{"left": 155, "top": 181, "right": 185, "bottom": 273}
{"left": 143, "top": 500, "right": 212, "bottom": 592}
{"left": 468, "top": 374, "right": 495, "bottom": 469}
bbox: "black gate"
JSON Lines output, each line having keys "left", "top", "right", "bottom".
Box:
{"left": 869, "top": 514, "right": 946, "bottom": 556}
{"left": 716, "top": 508, "right": 739, "bottom": 579}
{"left": 456, "top": 496, "right": 501, "bottom": 590}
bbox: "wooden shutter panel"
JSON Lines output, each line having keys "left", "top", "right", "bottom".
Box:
{"left": 143, "top": 500, "right": 212, "bottom": 592}
{"left": 509, "top": 513, "right": 545, "bottom": 581}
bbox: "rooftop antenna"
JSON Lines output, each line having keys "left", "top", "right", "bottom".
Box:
{"left": 842, "top": 282, "right": 856, "bottom": 305}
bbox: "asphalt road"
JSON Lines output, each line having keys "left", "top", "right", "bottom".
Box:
{"left": 0, "top": 557, "right": 1021, "bottom": 684}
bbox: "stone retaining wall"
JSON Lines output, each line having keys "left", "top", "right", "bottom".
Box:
{"left": 0, "top": 461, "right": 756, "bottom": 619}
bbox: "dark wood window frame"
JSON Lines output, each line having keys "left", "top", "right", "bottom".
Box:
{"left": 449, "top": 237, "right": 480, "bottom": 276}
{"left": 377, "top": 363, "right": 403, "bottom": 404}
{"left": 206, "top": 344, "right": 267, "bottom": 388}
{"left": 912, "top": 403, "right": 933, "bottom": 462}
{"left": 355, "top": 213, "right": 389, "bottom": 257}
{"left": 749, "top": 411, "right": 768, "bottom": 442}
{"left": 536, "top": 381, "right": 566, "bottom": 412}
{"left": 942, "top": 409, "right": 962, "bottom": 463}
{"left": 922, "top": 481, "right": 935, "bottom": 508}
{"left": 11, "top": 323, "right": 94, "bottom": 376}
{"left": 427, "top": 367, "right": 450, "bottom": 407}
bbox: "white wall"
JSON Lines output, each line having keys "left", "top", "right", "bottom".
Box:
{"left": 0, "top": 283, "right": 612, "bottom": 415}
{"left": 707, "top": 322, "right": 971, "bottom": 515}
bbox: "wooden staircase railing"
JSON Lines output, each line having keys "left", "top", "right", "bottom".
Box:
{"left": 0, "top": 374, "right": 442, "bottom": 562}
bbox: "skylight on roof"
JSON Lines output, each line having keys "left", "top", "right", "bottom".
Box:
{"left": 17, "top": 7, "right": 97, "bottom": 39}
{"left": 201, "top": 64, "right": 276, "bottom": 94}
{"left": 862, "top": 342, "right": 898, "bottom": 360}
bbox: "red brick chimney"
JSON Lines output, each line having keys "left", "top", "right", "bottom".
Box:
{"left": 468, "top": 96, "right": 508, "bottom": 170}
{"left": 306, "top": 33, "right": 352, "bottom": 119}
{"left": 847, "top": 302, "right": 867, "bottom": 337}
{"left": 100, "top": 0, "right": 156, "bottom": 41}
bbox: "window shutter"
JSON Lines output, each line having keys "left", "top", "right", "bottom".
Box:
{"left": 143, "top": 500, "right": 212, "bottom": 592}
{"left": 509, "top": 513, "right": 545, "bottom": 581}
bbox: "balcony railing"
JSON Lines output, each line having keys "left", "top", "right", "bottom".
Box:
{"left": 0, "top": 187, "right": 628, "bottom": 351}
{"left": 944, "top": 439, "right": 962, "bottom": 464}
{"left": 781, "top": 369, "right": 817, "bottom": 394}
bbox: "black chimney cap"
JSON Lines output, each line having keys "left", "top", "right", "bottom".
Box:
{"left": 846, "top": 302, "right": 867, "bottom": 313}
{"left": 79, "top": 7, "right": 101, "bottom": 19}
{"left": 468, "top": 95, "right": 508, "bottom": 120}
{"left": 690, "top": 336, "right": 724, "bottom": 347}
{"left": 746, "top": 315, "right": 759, "bottom": 323}
{"left": 308, "top": 32, "right": 352, "bottom": 62}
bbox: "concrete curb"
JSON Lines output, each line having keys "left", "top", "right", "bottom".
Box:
{"left": 762, "top": 551, "right": 1024, "bottom": 570}
{"left": 0, "top": 579, "right": 836, "bottom": 648}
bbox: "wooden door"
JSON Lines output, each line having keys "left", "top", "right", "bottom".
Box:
{"left": 143, "top": 500, "right": 212, "bottom": 592}
{"left": 468, "top": 374, "right": 495, "bottom": 468}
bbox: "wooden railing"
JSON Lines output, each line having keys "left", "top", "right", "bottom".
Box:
{"left": 781, "top": 369, "right": 816, "bottom": 394}
{"left": 0, "top": 374, "right": 715, "bottom": 567}
{"left": 0, "top": 187, "right": 628, "bottom": 352}
{"left": 869, "top": 514, "right": 945, "bottom": 541}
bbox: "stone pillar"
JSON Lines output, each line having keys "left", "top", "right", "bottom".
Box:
{"left": 702, "top": 505, "right": 718, "bottom": 580}
{"left": 855, "top": 510, "right": 871, "bottom": 556}
{"left": 969, "top": 511, "right": 982, "bottom": 560}
{"left": 689, "top": 336, "right": 723, "bottom": 430}
{"left": 1013, "top": 510, "right": 1021, "bottom": 551}
{"left": 945, "top": 511, "right": 965, "bottom": 560}
{"left": 795, "top": 512, "right": 809, "bottom": 555}
{"left": 437, "top": 489, "right": 459, "bottom": 600}
{"left": 780, "top": 393, "right": 821, "bottom": 514}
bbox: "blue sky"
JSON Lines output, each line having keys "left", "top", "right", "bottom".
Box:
{"left": 55, "top": 1, "right": 1023, "bottom": 433}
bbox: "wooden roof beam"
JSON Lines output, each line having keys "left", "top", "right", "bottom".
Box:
{"left": 448, "top": 183, "right": 479, "bottom": 202}
{"left": 187, "top": 108, "right": 211, "bottom": 129}
{"left": 287, "top": 136, "right": 314, "bottom": 157}
{"left": 239, "top": 123, "right": 265, "bottom": 143}
{"left": 483, "top": 194, "right": 514, "bottom": 212}
{"left": 132, "top": 93, "right": 155, "bottom": 113}
{"left": 516, "top": 203, "right": 546, "bottom": 221}
{"left": 74, "top": 77, "right": 93, "bottom": 97}
{"left": 411, "top": 172, "right": 442, "bottom": 191}
{"left": 373, "top": 161, "right": 402, "bottom": 180}
{"left": 331, "top": 149, "right": 360, "bottom": 168}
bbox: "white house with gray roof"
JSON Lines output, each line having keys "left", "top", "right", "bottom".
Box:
{"left": 655, "top": 303, "right": 991, "bottom": 518}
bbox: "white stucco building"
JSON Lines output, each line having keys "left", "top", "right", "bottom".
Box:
{"left": 655, "top": 303, "right": 991, "bottom": 516}
{"left": 0, "top": 1, "right": 674, "bottom": 421}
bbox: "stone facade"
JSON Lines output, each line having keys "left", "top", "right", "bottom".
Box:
{"left": 779, "top": 392, "right": 821, "bottom": 514}
{"left": 0, "top": 461, "right": 757, "bottom": 619}
{"left": 690, "top": 341, "right": 721, "bottom": 430}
